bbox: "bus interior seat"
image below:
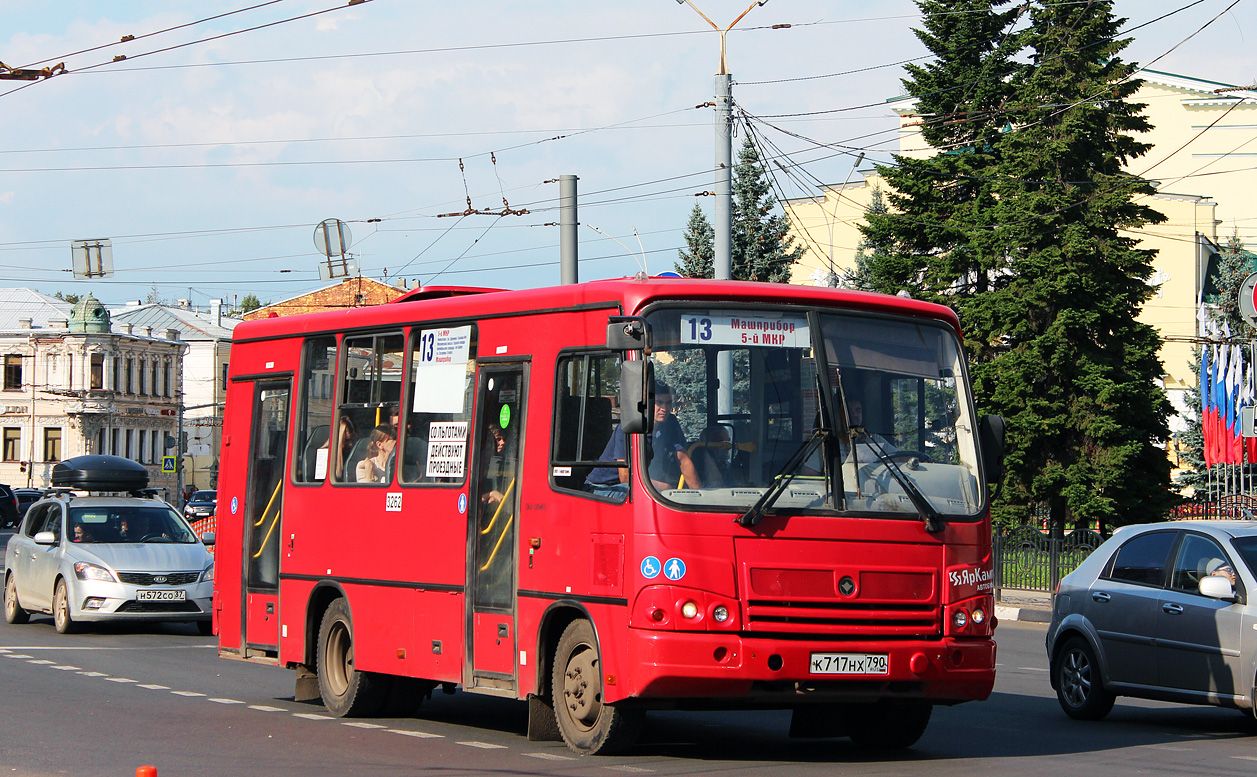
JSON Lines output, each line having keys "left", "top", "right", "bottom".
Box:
{"left": 301, "top": 424, "right": 330, "bottom": 481}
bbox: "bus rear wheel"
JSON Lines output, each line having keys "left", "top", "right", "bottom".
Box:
{"left": 551, "top": 619, "right": 643, "bottom": 755}
{"left": 317, "top": 598, "right": 386, "bottom": 717}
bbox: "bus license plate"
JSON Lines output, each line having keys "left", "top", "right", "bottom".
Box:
{"left": 136, "top": 589, "right": 186, "bottom": 602}
{"left": 809, "top": 652, "right": 888, "bottom": 675}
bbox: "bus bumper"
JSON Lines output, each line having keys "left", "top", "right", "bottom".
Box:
{"left": 620, "top": 630, "right": 995, "bottom": 705}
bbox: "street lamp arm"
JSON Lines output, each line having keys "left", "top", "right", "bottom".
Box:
{"left": 675, "top": 0, "right": 770, "bottom": 75}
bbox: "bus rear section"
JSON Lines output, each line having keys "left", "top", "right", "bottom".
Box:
{"left": 213, "top": 279, "right": 1003, "bottom": 755}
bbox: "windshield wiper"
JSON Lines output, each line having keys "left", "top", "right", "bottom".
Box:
{"left": 737, "top": 427, "right": 828, "bottom": 528}
{"left": 853, "top": 428, "right": 944, "bottom": 533}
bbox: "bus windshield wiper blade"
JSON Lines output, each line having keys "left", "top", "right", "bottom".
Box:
{"left": 737, "top": 427, "right": 828, "bottom": 528}
{"left": 854, "top": 429, "right": 944, "bottom": 533}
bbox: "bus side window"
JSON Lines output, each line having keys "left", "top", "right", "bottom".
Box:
{"left": 552, "top": 351, "right": 622, "bottom": 497}
{"left": 400, "top": 325, "right": 477, "bottom": 486}
{"left": 334, "top": 332, "right": 405, "bottom": 484}
{"left": 294, "top": 336, "right": 337, "bottom": 483}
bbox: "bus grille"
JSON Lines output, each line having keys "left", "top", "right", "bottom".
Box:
{"left": 745, "top": 600, "right": 941, "bottom": 637}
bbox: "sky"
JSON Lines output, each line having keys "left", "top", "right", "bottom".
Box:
{"left": 1, "top": 0, "right": 1255, "bottom": 310}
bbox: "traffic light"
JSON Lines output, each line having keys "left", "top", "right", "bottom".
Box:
{"left": 19, "top": 461, "right": 26, "bottom": 473}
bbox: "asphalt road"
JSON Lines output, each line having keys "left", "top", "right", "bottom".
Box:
{"left": 2, "top": 607, "right": 1257, "bottom": 777}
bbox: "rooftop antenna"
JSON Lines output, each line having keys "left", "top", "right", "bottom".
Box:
{"left": 587, "top": 224, "right": 647, "bottom": 275}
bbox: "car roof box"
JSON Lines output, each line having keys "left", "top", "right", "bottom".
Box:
{"left": 51, "top": 455, "right": 150, "bottom": 492}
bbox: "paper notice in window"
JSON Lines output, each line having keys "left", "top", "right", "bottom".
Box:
{"left": 414, "top": 326, "right": 472, "bottom": 413}
{"left": 426, "top": 422, "right": 468, "bottom": 478}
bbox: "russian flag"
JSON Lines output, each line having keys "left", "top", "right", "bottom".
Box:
{"left": 1201, "top": 346, "right": 1213, "bottom": 467}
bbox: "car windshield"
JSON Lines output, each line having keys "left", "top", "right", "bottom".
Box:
{"left": 646, "top": 306, "right": 983, "bottom": 519}
{"left": 1229, "top": 536, "right": 1257, "bottom": 577}
{"left": 68, "top": 506, "right": 198, "bottom": 544}
{"left": 191, "top": 491, "right": 216, "bottom": 502}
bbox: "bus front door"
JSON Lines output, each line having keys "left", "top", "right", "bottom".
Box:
{"left": 466, "top": 362, "right": 527, "bottom": 692}
{"left": 240, "top": 379, "right": 291, "bottom": 658}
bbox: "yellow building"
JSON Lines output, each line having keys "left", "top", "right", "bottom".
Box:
{"left": 784, "top": 70, "right": 1256, "bottom": 448}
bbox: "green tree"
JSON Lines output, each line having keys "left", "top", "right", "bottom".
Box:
{"left": 976, "top": 0, "right": 1175, "bottom": 531}
{"left": 1212, "top": 233, "right": 1257, "bottom": 338}
{"left": 675, "top": 203, "right": 715, "bottom": 279}
{"left": 146, "top": 284, "right": 165, "bottom": 305}
{"left": 846, "top": 185, "right": 894, "bottom": 291}
{"left": 731, "top": 136, "right": 804, "bottom": 283}
{"left": 857, "top": 0, "right": 1024, "bottom": 320}
{"left": 238, "top": 294, "right": 264, "bottom": 315}
{"left": 53, "top": 292, "right": 82, "bottom": 304}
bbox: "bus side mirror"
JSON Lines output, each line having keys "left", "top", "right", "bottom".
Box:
{"left": 619, "top": 360, "right": 655, "bottom": 435}
{"left": 607, "top": 316, "right": 651, "bottom": 352}
{"left": 978, "top": 414, "right": 1006, "bottom": 485}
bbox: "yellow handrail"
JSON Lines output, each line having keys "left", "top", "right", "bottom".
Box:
{"left": 478, "top": 514, "right": 514, "bottom": 572}
{"left": 479, "top": 478, "right": 516, "bottom": 535}
{"left": 253, "top": 479, "right": 283, "bottom": 528}
{"left": 251, "top": 503, "right": 282, "bottom": 559}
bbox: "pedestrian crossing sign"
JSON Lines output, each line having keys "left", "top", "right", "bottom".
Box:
{"left": 162, "top": 455, "right": 176, "bottom": 473}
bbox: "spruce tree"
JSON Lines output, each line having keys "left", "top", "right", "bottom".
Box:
{"left": 731, "top": 136, "right": 804, "bottom": 283}
{"left": 857, "top": 0, "right": 1023, "bottom": 328}
{"left": 847, "top": 185, "right": 894, "bottom": 291}
{"left": 977, "top": 0, "right": 1175, "bottom": 531}
{"left": 675, "top": 203, "right": 715, "bottom": 279}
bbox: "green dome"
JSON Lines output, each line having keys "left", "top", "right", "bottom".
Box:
{"left": 68, "top": 293, "right": 110, "bottom": 333}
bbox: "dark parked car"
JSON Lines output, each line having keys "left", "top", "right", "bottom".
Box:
{"left": 0, "top": 484, "right": 17, "bottom": 529}
{"left": 183, "top": 490, "right": 217, "bottom": 520}
{"left": 14, "top": 489, "right": 42, "bottom": 523}
{"left": 1046, "top": 520, "right": 1257, "bottom": 723}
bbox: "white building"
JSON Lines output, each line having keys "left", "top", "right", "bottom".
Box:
{"left": 0, "top": 289, "right": 186, "bottom": 497}
{"left": 111, "top": 299, "right": 241, "bottom": 493}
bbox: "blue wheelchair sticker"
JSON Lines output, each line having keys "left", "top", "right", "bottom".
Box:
{"left": 664, "top": 557, "right": 686, "bottom": 581}
{"left": 230, "top": 496, "right": 238, "bottom": 515}
{"left": 640, "top": 556, "right": 661, "bottom": 579}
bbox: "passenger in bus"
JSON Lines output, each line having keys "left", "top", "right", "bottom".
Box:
{"left": 844, "top": 399, "right": 898, "bottom": 458}
{"left": 332, "top": 415, "right": 357, "bottom": 481}
{"left": 355, "top": 424, "right": 397, "bottom": 483}
{"left": 585, "top": 382, "right": 700, "bottom": 494}
{"left": 689, "top": 425, "right": 735, "bottom": 488}
{"left": 481, "top": 422, "right": 516, "bottom": 508}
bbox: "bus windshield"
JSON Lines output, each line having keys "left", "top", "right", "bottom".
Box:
{"left": 647, "top": 307, "right": 983, "bottom": 519}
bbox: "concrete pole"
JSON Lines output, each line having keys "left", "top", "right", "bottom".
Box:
{"left": 560, "top": 175, "right": 579, "bottom": 285}
{"left": 714, "top": 74, "right": 733, "bottom": 282}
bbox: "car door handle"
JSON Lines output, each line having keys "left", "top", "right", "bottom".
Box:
{"left": 1091, "top": 592, "right": 1111, "bottom": 603}
{"left": 1162, "top": 603, "right": 1184, "bottom": 615}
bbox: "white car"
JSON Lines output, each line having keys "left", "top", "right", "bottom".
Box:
{"left": 2, "top": 455, "right": 214, "bottom": 634}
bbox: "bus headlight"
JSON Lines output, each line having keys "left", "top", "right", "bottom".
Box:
{"left": 952, "top": 610, "right": 968, "bottom": 629}
{"left": 680, "top": 601, "right": 699, "bottom": 619}
{"left": 713, "top": 605, "right": 729, "bottom": 623}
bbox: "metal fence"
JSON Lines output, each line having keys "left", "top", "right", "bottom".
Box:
{"left": 993, "top": 525, "right": 1104, "bottom": 597}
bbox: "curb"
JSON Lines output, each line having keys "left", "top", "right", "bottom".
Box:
{"left": 995, "top": 604, "right": 1052, "bottom": 623}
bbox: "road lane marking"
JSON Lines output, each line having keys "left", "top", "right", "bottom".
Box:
{"left": 1148, "top": 746, "right": 1194, "bottom": 751}
{"left": 605, "top": 766, "right": 654, "bottom": 773}
{"left": 1230, "top": 756, "right": 1257, "bottom": 762}
{"left": 209, "top": 698, "right": 245, "bottom": 704}
{"left": 524, "top": 753, "right": 576, "bottom": 761}
{"left": 51, "top": 665, "right": 79, "bottom": 670}
{"left": 248, "top": 705, "right": 285, "bottom": 712}
{"left": 106, "top": 677, "right": 138, "bottom": 683}
{"left": 4, "top": 654, "right": 33, "bottom": 659}
{"left": 457, "top": 741, "right": 506, "bottom": 749}
{"left": 171, "top": 691, "right": 206, "bottom": 697}
{"left": 139, "top": 684, "right": 169, "bottom": 690}
{"left": 343, "top": 722, "right": 385, "bottom": 729}
{"left": 293, "top": 713, "right": 334, "bottom": 721}
{"left": 26, "top": 659, "right": 56, "bottom": 665}
{"left": 77, "top": 671, "right": 107, "bottom": 677}
{"left": 1015, "top": 667, "right": 1048, "bottom": 672}
{"left": 386, "top": 729, "right": 443, "bottom": 739}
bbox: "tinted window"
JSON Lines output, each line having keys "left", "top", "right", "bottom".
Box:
{"left": 1231, "top": 536, "right": 1257, "bottom": 579}
{"left": 1107, "top": 531, "right": 1176, "bottom": 586}
{"left": 551, "top": 351, "right": 623, "bottom": 497}
{"left": 1168, "top": 533, "right": 1232, "bottom": 594}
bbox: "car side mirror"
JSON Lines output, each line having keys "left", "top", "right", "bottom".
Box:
{"left": 33, "top": 531, "right": 57, "bottom": 546}
{"left": 200, "top": 532, "right": 216, "bottom": 547}
{"left": 1199, "top": 574, "right": 1237, "bottom": 601}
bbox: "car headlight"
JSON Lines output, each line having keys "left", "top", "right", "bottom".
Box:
{"left": 200, "top": 563, "right": 214, "bottom": 583}
{"left": 73, "top": 561, "right": 117, "bottom": 583}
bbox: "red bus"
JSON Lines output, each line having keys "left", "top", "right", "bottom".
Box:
{"left": 215, "top": 277, "right": 1005, "bottom": 754}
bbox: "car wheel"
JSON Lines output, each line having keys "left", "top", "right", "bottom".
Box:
{"left": 1055, "top": 637, "right": 1115, "bottom": 720}
{"left": 316, "top": 598, "right": 386, "bottom": 717}
{"left": 838, "top": 701, "right": 933, "bottom": 749}
{"left": 4, "top": 574, "right": 29, "bottom": 624}
{"left": 551, "top": 619, "right": 643, "bottom": 755}
{"left": 53, "top": 579, "right": 77, "bottom": 634}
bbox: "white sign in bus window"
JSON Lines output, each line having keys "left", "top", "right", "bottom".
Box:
{"left": 414, "top": 326, "right": 472, "bottom": 413}
{"left": 426, "top": 421, "right": 468, "bottom": 478}
{"left": 680, "top": 312, "right": 810, "bottom": 348}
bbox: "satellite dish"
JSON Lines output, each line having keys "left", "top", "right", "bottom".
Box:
{"left": 71, "top": 238, "right": 113, "bottom": 279}
{"left": 1240, "top": 272, "right": 1257, "bottom": 328}
{"left": 313, "top": 219, "right": 357, "bottom": 280}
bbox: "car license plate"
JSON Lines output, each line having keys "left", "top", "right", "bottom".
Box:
{"left": 809, "top": 652, "right": 888, "bottom": 675}
{"left": 136, "top": 589, "right": 187, "bottom": 602}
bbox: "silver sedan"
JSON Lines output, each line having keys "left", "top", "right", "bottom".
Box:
{"left": 1046, "top": 520, "right": 1257, "bottom": 722}
{"left": 3, "top": 494, "right": 214, "bottom": 634}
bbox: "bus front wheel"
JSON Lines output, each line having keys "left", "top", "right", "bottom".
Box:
{"left": 551, "top": 619, "right": 643, "bottom": 755}
{"left": 317, "top": 598, "right": 386, "bottom": 717}
{"left": 838, "top": 701, "right": 932, "bottom": 749}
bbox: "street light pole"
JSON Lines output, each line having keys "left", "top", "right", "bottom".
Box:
{"left": 677, "top": 1, "right": 768, "bottom": 419}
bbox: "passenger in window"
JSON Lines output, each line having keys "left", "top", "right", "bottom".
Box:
{"left": 586, "top": 382, "right": 700, "bottom": 495}
{"left": 355, "top": 424, "right": 396, "bottom": 483}
{"left": 332, "top": 415, "right": 357, "bottom": 481}
{"left": 1206, "top": 558, "right": 1237, "bottom": 585}
{"left": 481, "top": 422, "right": 516, "bottom": 509}
{"left": 690, "top": 425, "right": 735, "bottom": 488}
{"left": 845, "top": 398, "right": 897, "bottom": 455}
{"left": 71, "top": 522, "right": 94, "bottom": 543}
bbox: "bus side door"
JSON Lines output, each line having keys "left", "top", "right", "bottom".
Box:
{"left": 466, "top": 361, "right": 527, "bottom": 692}
{"left": 238, "top": 379, "right": 291, "bottom": 658}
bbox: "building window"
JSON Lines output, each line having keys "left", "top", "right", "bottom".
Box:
{"left": 95, "top": 428, "right": 105, "bottom": 455}
{"left": 164, "top": 362, "right": 172, "bottom": 397}
{"left": 112, "top": 355, "right": 121, "bottom": 392}
{"left": 43, "top": 428, "right": 61, "bottom": 462}
{"left": 151, "top": 362, "right": 159, "bottom": 397}
{"left": 138, "top": 359, "right": 147, "bottom": 396}
{"left": 138, "top": 429, "right": 148, "bottom": 463}
{"left": 221, "top": 362, "right": 229, "bottom": 390}
{"left": 111, "top": 428, "right": 120, "bottom": 456}
{"left": 4, "top": 355, "right": 22, "bottom": 390}
{"left": 126, "top": 429, "right": 135, "bottom": 460}
{"left": 125, "top": 357, "right": 134, "bottom": 394}
{"left": 152, "top": 430, "right": 161, "bottom": 464}
{"left": 2, "top": 428, "right": 19, "bottom": 461}
{"left": 91, "top": 354, "right": 104, "bottom": 390}
{"left": 67, "top": 354, "right": 73, "bottom": 390}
